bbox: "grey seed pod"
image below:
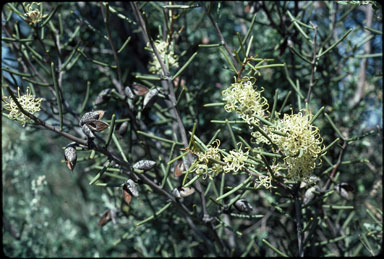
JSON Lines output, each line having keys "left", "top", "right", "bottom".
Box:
{"left": 179, "top": 186, "right": 195, "bottom": 198}
{"left": 125, "top": 86, "right": 134, "bottom": 99}
{"left": 143, "top": 88, "right": 159, "bottom": 110}
{"left": 80, "top": 110, "right": 105, "bottom": 125}
{"left": 117, "top": 121, "right": 129, "bottom": 136}
{"left": 172, "top": 188, "right": 181, "bottom": 199}
{"left": 334, "top": 183, "right": 353, "bottom": 200}
{"left": 94, "top": 88, "right": 112, "bottom": 105}
{"left": 124, "top": 179, "right": 139, "bottom": 197}
{"left": 303, "top": 186, "right": 318, "bottom": 205}
{"left": 81, "top": 124, "right": 95, "bottom": 139}
{"left": 133, "top": 160, "right": 156, "bottom": 170}
{"left": 234, "top": 199, "right": 253, "bottom": 213}
{"left": 64, "top": 145, "right": 77, "bottom": 171}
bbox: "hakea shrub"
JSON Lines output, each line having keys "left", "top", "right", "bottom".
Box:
{"left": 188, "top": 77, "right": 325, "bottom": 187}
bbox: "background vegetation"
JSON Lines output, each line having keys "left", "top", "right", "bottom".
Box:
{"left": 2, "top": 1, "right": 382, "bottom": 257}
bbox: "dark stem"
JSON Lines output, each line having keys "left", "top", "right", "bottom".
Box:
{"left": 201, "top": 2, "right": 239, "bottom": 72}
{"left": 100, "top": 2, "right": 125, "bottom": 97}
{"left": 305, "top": 22, "right": 318, "bottom": 104}
{"left": 294, "top": 190, "right": 304, "bottom": 257}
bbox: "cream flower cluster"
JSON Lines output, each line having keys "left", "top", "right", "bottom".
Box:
{"left": 223, "top": 145, "right": 249, "bottom": 174}
{"left": 195, "top": 139, "right": 223, "bottom": 179}
{"left": 222, "top": 78, "right": 269, "bottom": 125}
{"left": 23, "top": 2, "right": 47, "bottom": 25}
{"left": 148, "top": 39, "right": 179, "bottom": 74}
{"left": 271, "top": 111, "right": 324, "bottom": 182}
{"left": 193, "top": 140, "right": 252, "bottom": 178}
{"left": 3, "top": 87, "right": 43, "bottom": 127}
{"left": 254, "top": 174, "right": 272, "bottom": 189}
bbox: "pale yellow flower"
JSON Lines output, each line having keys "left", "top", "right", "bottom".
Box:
{"left": 194, "top": 139, "right": 223, "bottom": 179}
{"left": 254, "top": 174, "right": 272, "bottom": 189}
{"left": 272, "top": 110, "right": 324, "bottom": 182}
{"left": 3, "top": 87, "right": 43, "bottom": 127}
{"left": 222, "top": 78, "right": 269, "bottom": 126}
{"left": 223, "top": 143, "right": 249, "bottom": 174}
{"left": 23, "top": 2, "right": 47, "bottom": 25}
{"left": 148, "top": 39, "right": 179, "bottom": 74}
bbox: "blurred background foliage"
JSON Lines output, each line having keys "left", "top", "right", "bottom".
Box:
{"left": 2, "top": 1, "right": 383, "bottom": 257}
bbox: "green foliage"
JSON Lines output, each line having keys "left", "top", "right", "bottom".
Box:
{"left": 2, "top": 1, "right": 382, "bottom": 257}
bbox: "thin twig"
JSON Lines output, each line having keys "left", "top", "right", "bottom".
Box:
{"left": 294, "top": 191, "right": 304, "bottom": 257}
{"left": 201, "top": 2, "right": 239, "bottom": 72}
{"left": 323, "top": 141, "right": 348, "bottom": 191}
{"left": 100, "top": 2, "right": 125, "bottom": 97}
{"left": 305, "top": 22, "right": 318, "bottom": 104}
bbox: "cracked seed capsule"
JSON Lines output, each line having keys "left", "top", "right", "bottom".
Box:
{"left": 179, "top": 186, "right": 195, "bottom": 197}
{"left": 64, "top": 144, "right": 77, "bottom": 171}
{"left": 80, "top": 110, "right": 105, "bottom": 125}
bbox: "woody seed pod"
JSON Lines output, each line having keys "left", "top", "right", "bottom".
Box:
{"left": 87, "top": 120, "right": 109, "bottom": 132}
{"left": 124, "top": 86, "right": 134, "bottom": 99}
{"left": 98, "top": 210, "right": 111, "bottom": 227}
{"left": 174, "top": 161, "right": 184, "bottom": 177}
{"left": 123, "top": 179, "right": 139, "bottom": 197}
{"left": 81, "top": 124, "right": 95, "bottom": 139}
{"left": 132, "top": 83, "right": 149, "bottom": 96}
{"left": 94, "top": 88, "right": 112, "bottom": 105}
{"left": 234, "top": 199, "right": 253, "bottom": 213}
{"left": 334, "top": 183, "right": 353, "bottom": 200}
{"left": 133, "top": 160, "right": 156, "bottom": 171}
{"left": 117, "top": 121, "right": 129, "bottom": 136}
{"left": 123, "top": 189, "right": 132, "bottom": 204}
{"left": 172, "top": 188, "right": 181, "bottom": 198}
{"left": 303, "top": 186, "right": 318, "bottom": 205}
{"left": 64, "top": 144, "right": 77, "bottom": 171}
{"left": 80, "top": 110, "right": 105, "bottom": 125}
{"left": 179, "top": 186, "right": 195, "bottom": 198}
{"left": 143, "top": 89, "right": 159, "bottom": 110}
